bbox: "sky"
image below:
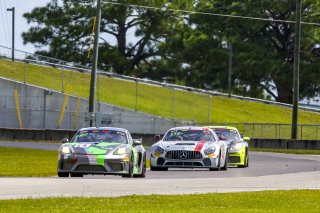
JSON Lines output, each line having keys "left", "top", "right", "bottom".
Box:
{"left": 0, "top": 0, "right": 50, "bottom": 56}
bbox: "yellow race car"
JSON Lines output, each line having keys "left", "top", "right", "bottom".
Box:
{"left": 207, "top": 126, "right": 249, "bottom": 168}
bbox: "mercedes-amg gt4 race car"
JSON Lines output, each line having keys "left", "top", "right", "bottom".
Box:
{"left": 208, "top": 126, "right": 249, "bottom": 168}
{"left": 150, "top": 126, "right": 228, "bottom": 171}
{"left": 57, "top": 127, "right": 146, "bottom": 178}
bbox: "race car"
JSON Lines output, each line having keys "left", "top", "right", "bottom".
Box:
{"left": 150, "top": 126, "right": 228, "bottom": 171}
{"left": 207, "top": 126, "right": 249, "bottom": 168}
{"left": 57, "top": 127, "right": 146, "bottom": 178}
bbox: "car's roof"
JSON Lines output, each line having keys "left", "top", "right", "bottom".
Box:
{"left": 169, "top": 126, "right": 211, "bottom": 131}
{"left": 78, "top": 127, "right": 129, "bottom": 132}
{"left": 206, "top": 126, "right": 238, "bottom": 131}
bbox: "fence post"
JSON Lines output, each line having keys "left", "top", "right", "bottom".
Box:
{"left": 23, "top": 59, "right": 27, "bottom": 83}
{"left": 135, "top": 80, "right": 138, "bottom": 111}
{"left": 316, "top": 125, "right": 319, "bottom": 140}
{"left": 279, "top": 124, "right": 281, "bottom": 139}
{"left": 208, "top": 95, "right": 212, "bottom": 125}
{"left": 97, "top": 74, "right": 100, "bottom": 103}
{"left": 61, "top": 67, "right": 64, "bottom": 93}
{"left": 171, "top": 87, "right": 175, "bottom": 119}
{"left": 300, "top": 125, "right": 303, "bottom": 140}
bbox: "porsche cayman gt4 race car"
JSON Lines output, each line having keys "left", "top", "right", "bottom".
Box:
{"left": 57, "top": 127, "right": 146, "bottom": 178}
{"left": 208, "top": 126, "right": 249, "bottom": 168}
{"left": 150, "top": 126, "right": 228, "bottom": 171}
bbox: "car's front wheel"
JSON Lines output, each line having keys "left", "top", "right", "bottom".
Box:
{"left": 210, "top": 150, "right": 221, "bottom": 171}
{"left": 238, "top": 149, "right": 248, "bottom": 168}
{"left": 122, "top": 154, "right": 134, "bottom": 178}
{"left": 135, "top": 154, "right": 146, "bottom": 178}
{"left": 221, "top": 151, "right": 228, "bottom": 171}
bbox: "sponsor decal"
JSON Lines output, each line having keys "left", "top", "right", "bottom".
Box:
{"left": 74, "top": 143, "right": 91, "bottom": 148}
{"left": 194, "top": 141, "right": 206, "bottom": 152}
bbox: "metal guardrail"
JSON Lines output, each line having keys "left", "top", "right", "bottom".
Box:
{"left": 196, "top": 122, "right": 320, "bottom": 140}
{"left": 1, "top": 44, "right": 320, "bottom": 114}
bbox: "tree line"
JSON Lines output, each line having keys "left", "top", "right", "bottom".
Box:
{"left": 22, "top": 0, "right": 320, "bottom": 104}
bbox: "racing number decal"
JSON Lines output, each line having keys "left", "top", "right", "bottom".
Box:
{"left": 74, "top": 144, "right": 91, "bottom": 148}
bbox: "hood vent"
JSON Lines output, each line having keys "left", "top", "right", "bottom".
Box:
{"left": 175, "top": 143, "right": 195, "bottom": 146}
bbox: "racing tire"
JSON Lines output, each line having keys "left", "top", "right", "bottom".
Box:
{"left": 150, "top": 166, "right": 162, "bottom": 171}
{"left": 58, "top": 172, "right": 69, "bottom": 177}
{"left": 245, "top": 152, "right": 249, "bottom": 167}
{"left": 221, "top": 151, "right": 228, "bottom": 171}
{"left": 70, "top": 173, "right": 83, "bottom": 177}
{"left": 122, "top": 154, "right": 134, "bottom": 178}
{"left": 135, "top": 154, "right": 146, "bottom": 178}
{"left": 210, "top": 150, "right": 221, "bottom": 171}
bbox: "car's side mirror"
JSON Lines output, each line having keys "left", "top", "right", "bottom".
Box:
{"left": 133, "top": 139, "right": 142, "bottom": 146}
{"left": 154, "top": 135, "right": 161, "bottom": 141}
{"left": 61, "top": 138, "right": 69, "bottom": 143}
{"left": 243, "top": 136, "right": 250, "bottom": 141}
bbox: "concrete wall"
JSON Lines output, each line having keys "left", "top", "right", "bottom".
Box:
{"left": 249, "top": 138, "right": 320, "bottom": 150}
{"left": 0, "top": 77, "right": 192, "bottom": 134}
{"left": 0, "top": 128, "right": 320, "bottom": 149}
{"left": 0, "top": 128, "right": 160, "bottom": 146}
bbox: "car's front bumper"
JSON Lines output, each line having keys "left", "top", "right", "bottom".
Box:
{"left": 150, "top": 154, "right": 220, "bottom": 169}
{"left": 58, "top": 153, "right": 130, "bottom": 175}
{"left": 228, "top": 147, "right": 246, "bottom": 165}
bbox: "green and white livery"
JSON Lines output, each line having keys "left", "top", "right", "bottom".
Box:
{"left": 57, "top": 127, "right": 146, "bottom": 178}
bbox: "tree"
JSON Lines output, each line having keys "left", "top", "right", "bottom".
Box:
{"left": 203, "top": 1, "right": 320, "bottom": 103}
{"left": 22, "top": 0, "right": 176, "bottom": 75}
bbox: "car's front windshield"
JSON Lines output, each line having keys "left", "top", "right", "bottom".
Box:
{"left": 213, "top": 129, "right": 241, "bottom": 141}
{"left": 163, "top": 129, "right": 215, "bottom": 142}
{"left": 72, "top": 130, "right": 128, "bottom": 144}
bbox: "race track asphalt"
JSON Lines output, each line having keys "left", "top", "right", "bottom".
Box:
{"left": 1, "top": 141, "right": 320, "bottom": 199}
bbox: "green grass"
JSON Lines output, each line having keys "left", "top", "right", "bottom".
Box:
{"left": 2, "top": 59, "right": 320, "bottom": 139}
{"left": 0, "top": 147, "right": 58, "bottom": 177}
{"left": 0, "top": 190, "right": 319, "bottom": 212}
{"left": 251, "top": 148, "right": 320, "bottom": 155}
{"left": 1, "top": 59, "right": 320, "bottom": 125}
{"left": 0, "top": 147, "right": 150, "bottom": 177}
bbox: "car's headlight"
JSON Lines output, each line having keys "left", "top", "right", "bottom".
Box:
{"left": 204, "top": 147, "right": 216, "bottom": 155}
{"left": 61, "top": 146, "right": 71, "bottom": 154}
{"left": 230, "top": 143, "right": 243, "bottom": 151}
{"left": 154, "top": 146, "right": 164, "bottom": 154}
{"left": 113, "top": 146, "right": 128, "bottom": 155}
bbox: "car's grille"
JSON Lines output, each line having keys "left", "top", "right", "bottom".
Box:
{"left": 165, "top": 162, "right": 203, "bottom": 167}
{"left": 165, "top": 150, "right": 202, "bottom": 160}
{"left": 75, "top": 165, "right": 106, "bottom": 172}
{"left": 229, "top": 156, "right": 241, "bottom": 163}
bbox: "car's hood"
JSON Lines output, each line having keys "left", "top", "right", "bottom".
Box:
{"left": 160, "top": 141, "right": 209, "bottom": 152}
{"left": 67, "top": 142, "right": 123, "bottom": 155}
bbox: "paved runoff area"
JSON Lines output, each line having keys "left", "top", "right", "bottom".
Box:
{"left": 1, "top": 171, "right": 320, "bottom": 199}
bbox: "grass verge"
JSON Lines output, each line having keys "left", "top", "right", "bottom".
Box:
{"left": 251, "top": 148, "right": 320, "bottom": 155}
{"left": 0, "top": 147, "right": 150, "bottom": 177}
{"left": 0, "top": 190, "right": 319, "bottom": 212}
{"left": 0, "top": 147, "right": 58, "bottom": 177}
{"left": 1, "top": 59, "right": 320, "bottom": 126}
